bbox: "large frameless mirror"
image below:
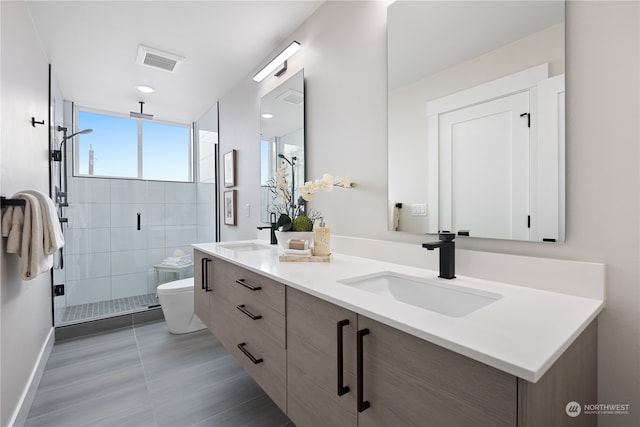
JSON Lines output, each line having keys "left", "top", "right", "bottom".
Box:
{"left": 388, "top": 1, "right": 565, "bottom": 242}
{"left": 260, "top": 69, "right": 305, "bottom": 223}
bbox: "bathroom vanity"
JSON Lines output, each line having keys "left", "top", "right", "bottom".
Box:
{"left": 193, "top": 242, "right": 602, "bottom": 427}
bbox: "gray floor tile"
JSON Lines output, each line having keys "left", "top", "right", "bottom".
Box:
{"left": 192, "top": 394, "right": 290, "bottom": 427}
{"left": 25, "top": 380, "right": 152, "bottom": 427}
{"left": 25, "top": 319, "right": 292, "bottom": 427}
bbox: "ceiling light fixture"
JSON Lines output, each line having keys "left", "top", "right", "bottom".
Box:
{"left": 261, "top": 113, "right": 273, "bottom": 119}
{"left": 253, "top": 41, "right": 301, "bottom": 83}
{"left": 136, "top": 85, "right": 155, "bottom": 93}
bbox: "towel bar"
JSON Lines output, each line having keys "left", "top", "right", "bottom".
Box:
{"left": 1, "top": 196, "right": 26, "bottom": 208}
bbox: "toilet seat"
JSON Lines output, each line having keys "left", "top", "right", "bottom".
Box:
{"left": 157, "top": 278, "right": 194, "bottom": 294}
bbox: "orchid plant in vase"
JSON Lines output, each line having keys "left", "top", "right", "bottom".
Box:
{"left": 267, "top": 161, "right": 354, "bottom": 233}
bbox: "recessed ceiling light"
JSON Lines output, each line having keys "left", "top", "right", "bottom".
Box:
{"left": 137, "top": 85, "right": 155, "bottom": 93}
{"left": 261, "top": 113, "right": 273, "bottom": 119}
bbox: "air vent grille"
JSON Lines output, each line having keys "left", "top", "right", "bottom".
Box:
{"left": 136, "top": 45, "right": 184, "bottom": 73}
{"left": 143, "top": 53, "right": 178, "bottom": 72}
{"left": 276, "top": 89, "right": 304, "bottom": 105}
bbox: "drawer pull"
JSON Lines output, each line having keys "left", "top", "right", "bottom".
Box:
{"left": 237, "top": 342, "right": 263, "bottom": 364}
{"left": 236, "top": 304, "right": 262, "bottom": 320}
{"left": 235, "top": 278, "right": 262, "bottom": 291}
{"left": 201, "top": 258, "right": 212, "bottom": 292}
{"left": 337, "top": 319, "right": 350, "bottom": 396}
{"left": 204, "top": 259, "right": 212, "bottom": 292}
{"left": 357, "top": 328, "right": 371, "bottom": 412}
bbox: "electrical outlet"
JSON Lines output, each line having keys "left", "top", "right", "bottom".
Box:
{"left": 245, "top": 204, "right": 251, "bottom": 217}
{"left": 54, "top": 284, "right": 65, "bottom": 296}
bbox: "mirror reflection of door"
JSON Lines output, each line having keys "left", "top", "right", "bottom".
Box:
{"left": 439, "top": 92, "right": 530, "bottom": 240}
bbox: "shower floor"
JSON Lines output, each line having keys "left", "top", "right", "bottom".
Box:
{"left": 56, "top": 293, "right": 160, "bottom": 325}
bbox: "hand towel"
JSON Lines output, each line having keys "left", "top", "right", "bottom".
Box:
{"left": 23, "top": 190, "right": 64, "bottom": 254}
{"left": 3, "top": 206, "right": 25, "bottom": 253}
{"left": 18, "top": 193, "right": 53, "bottom": 280}
{"left": 2, "top": 206, "right": 14, "bottom": 236}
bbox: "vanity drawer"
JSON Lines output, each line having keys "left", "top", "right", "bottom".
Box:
{"left": 213, "top": 258, "right": 285, "bottom": 315}
{"left": 227, "top": 312, "right": 287, "bottom": 412}
{"left": 226, "top": 290, "right": 286, "bottom": 348}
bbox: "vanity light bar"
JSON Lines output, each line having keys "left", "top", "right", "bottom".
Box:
{"left": 253, "top": 41, "right": 301, "bottom": 82}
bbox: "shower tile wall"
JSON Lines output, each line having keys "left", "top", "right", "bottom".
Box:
{"left": 58, "top": 177, "right": 202, "bottom": 308}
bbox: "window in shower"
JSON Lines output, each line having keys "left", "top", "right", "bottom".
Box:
{"left": 74, "top": 109, "right": 192, "bottom": 182}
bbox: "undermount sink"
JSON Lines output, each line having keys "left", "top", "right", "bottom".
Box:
{"left": 338, "top": 272, "right": 501, "bottom": 317}
{"left": 218, "top": 242, "right": 273, "bottom": 252}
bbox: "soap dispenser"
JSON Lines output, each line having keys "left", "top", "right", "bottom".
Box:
{"left": 313, "top": 218, "right": 331, "bottom": 256}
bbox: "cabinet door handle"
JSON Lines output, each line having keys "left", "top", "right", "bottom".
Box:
{"left": 237, "top": 342, "right": 263, "bottom": 364}
{"left": 337, "top": 319, "right": 351, "bottom": 396}
{"left": 201, "top": 258, "right": 208, "bottom": 290}
{"left": 204, "top": 259, "right": 212, "bottom": 292}
{"left": 235, "top": 278, "right": 262, "bottom": 291}
{"left": 357, "top": 328, "right": 371, "bottom": 412}
{"left": 236, "top": 304, "right": 262, "bottom": 320}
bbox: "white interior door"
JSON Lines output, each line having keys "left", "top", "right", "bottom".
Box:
{"left": 439, "top": 91, "right": 530, "bottom": 240}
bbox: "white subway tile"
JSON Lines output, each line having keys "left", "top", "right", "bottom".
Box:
{"left": 65, "top": 253, "right": 111, "bottom": 281}
{"left": 165, "top": 204, "right": 197, "bottom": 226}
{"left": 111, "top": 273, "right": 148, "bottom": 299}
{"left": 111, "top": 249, "right": 150, "bottom": 276}
{"left": 66, "top": 277, "right": 111, "bottom": 305}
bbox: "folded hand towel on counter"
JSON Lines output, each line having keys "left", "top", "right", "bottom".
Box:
{"left": 283, "top": 248, "right": 312, "bottom": 257}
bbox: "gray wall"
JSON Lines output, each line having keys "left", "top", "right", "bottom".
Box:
{"left": 218, "top": 1, "right": 639, "bottom": 425}
{"left": 0, "top": 1, "right": 53, "bottom": 425}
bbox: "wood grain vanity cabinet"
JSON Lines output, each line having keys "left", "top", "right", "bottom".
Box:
{"left": 287, "top": 287, "right": 515, "bottom": 427}
{"left": 194, "top": 250, "right": 287, "bottom": 412}
{"left": 194, "top": 250, "right": 212, "bottom": 328}
{"left": 286, "top": 287, "right": 597, "bottom": 427}
{"left": 195, "top": 250, "right": 597, "bottom": 427}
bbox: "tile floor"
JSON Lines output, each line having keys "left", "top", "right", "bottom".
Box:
{"left": 26, "top": 320, "right": 292, "bottom": 427}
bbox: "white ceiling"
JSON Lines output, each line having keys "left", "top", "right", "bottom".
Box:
{"left": 27, "top": 1, "right": 324, "bottom": 124}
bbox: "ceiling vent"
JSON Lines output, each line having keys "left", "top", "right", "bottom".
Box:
{"left": 136, "top": 45, "right": 184, "bottom": 73}
{"left": 276, "top": 89, "right": 304, "bottom": 105}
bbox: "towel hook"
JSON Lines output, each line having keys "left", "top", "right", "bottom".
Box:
{"left": 31, "top": 117, "right": 45, "bottom": 127}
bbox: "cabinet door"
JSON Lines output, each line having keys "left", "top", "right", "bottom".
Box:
{"left": 193, "top": 250, "right": 211, "bottom": 328}
{"left": 287, "top": 287, "right": 358, "bottom": 427}
{"left": 357, "top": 316, "right": 517, "bottom": 427}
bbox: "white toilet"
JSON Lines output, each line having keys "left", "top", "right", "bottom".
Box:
{"left": 157, "top": 278, "right": 206, "bottom": 334}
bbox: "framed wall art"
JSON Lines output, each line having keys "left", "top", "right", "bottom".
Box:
{"left": 224, "top": 190, "right": 237, "bottom": 225}
{"left": 224, "top": 149, "right": 236, "bottom": 187}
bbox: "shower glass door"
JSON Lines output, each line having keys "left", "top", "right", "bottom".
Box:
{"left": 50, "top": 101, "right": 218, "bottom": 326}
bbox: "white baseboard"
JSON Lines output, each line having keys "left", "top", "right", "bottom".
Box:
{"left": 9, "top": 327, "right": 55, "bottom": 427}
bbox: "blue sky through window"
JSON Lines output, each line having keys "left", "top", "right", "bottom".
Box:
{"left": 77, "top": 110, "right": 191, "bottom": 182}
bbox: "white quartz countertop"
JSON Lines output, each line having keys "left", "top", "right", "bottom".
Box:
{"left": 193, "top": 241, "right": 604, "bottom": 382}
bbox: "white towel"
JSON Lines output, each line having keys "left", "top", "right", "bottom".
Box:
{"left": 1, "top": 205, "right": 25, "bottom": 253}
{"left": 19, "top": 193, "right": 53, "bottom": 279}
{"left": 23, "top": 190, "right": 64, "bottom": 254}
{"left": 1, "top": 191, "right": 62, "bottom": 280}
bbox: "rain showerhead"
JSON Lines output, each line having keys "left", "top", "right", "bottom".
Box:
{"left": 130, "top": 101, "right": 154, "bottom": 120}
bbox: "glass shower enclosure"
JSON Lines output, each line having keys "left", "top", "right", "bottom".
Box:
{"left": 49, "top": 97, "right": 218, "bottom": 326}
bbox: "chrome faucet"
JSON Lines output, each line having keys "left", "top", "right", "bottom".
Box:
{"left": 422, "top": 232, "right": 456, "bottom": 279}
